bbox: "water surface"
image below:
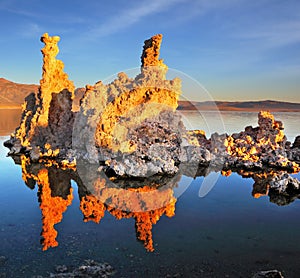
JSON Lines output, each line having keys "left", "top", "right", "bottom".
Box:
{"left": 0, "top": 109, "right": 22, "bottom": 136}
{"left": 1, "top": 111, "right": 300, "bottom": 277}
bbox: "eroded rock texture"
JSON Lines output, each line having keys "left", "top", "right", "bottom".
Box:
{"left": 38, "top": 33, "right": 75, "bottom": 126}
{"left": 224, "top": 111, "right": 299, "bottom": 171}
{"left": 73, "top": 34, "right": 184, "bottom": 176}
{"left": 5, "top": 33, "right": 75, "bottom": 161}
{"left": 4, "top": 32, "right": 300, "bottom": 178}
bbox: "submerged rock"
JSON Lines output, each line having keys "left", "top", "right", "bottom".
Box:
{"left": 252, "top": 269, "right": 284, "bottom": 278}
{"left": 46, "top": 260, "right": 115, "bottom": 277}
{"left": 0, "top": 256, "right": 7, "bottom": 266}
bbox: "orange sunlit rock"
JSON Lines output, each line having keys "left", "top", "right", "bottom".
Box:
{"left": 253, "top": 192, "right": 268, "bottom": 199}
{"left": 222, "top": 110, "right": 299, "bottom": 169}
{"left": 93, "top": 34, "right": 181, "bottom": 153}
{"left": 38, "top": 33, "right": 75, "bottom": 126}
{"left": 94, "top": 87, "right": 179, "bottom": 152}
{"left": 6, "top": 33, "right": 75, "bottom": 161}
{"left": 141, "top": 34, "right": 165, "bottom": 68}
{"left": 5, "top": 33, "right": 300, "bottom": 179}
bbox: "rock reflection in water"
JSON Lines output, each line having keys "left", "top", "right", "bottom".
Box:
{"left": 20, "top": 156, "right": 74, "bottom": 250}
{"left": 19, "top": 157, "right": 179, "bottom": 252}
{"left": 15, "top": 156, "right": 300, "bottom": 252}
{"left": 232, "top": 168, "right": 300, "bottom": 206}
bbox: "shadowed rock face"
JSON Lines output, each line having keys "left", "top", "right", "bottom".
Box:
{"left": 3, "top": 33, "right": 300, "bottom": 177}
{"left": 292, "top": 136, "right": 300, "bottom": 148}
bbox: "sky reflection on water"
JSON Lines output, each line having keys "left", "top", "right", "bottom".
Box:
{"left": 1, "top": 111, "right": 300, "bottom": 277}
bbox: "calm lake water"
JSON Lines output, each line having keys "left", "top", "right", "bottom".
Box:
{"left": 1, "top": 109, "right": 300, "bottom": 277}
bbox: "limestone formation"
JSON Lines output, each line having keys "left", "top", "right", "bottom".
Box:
{"left": 4, "top": 32, "right": 300, "bottom": 178}
{"left": 252, "top": 269, "right": 284, "bottom": 278}
{"left": 292, "top": 135, "right": 300, "bottom": 149}
{"left": 5, "top": 33, "right": 75, "bottom": 161}
{"left": 221, "top": 111, "right": 299, "bottom": 171}
{"left": 72, "top": 33, "right": 183, "bottom": 176}
{"left": 38, "top": 33, "right": 75, "bottom": 126}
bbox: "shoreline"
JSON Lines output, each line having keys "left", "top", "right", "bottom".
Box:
{"left": 2, "top": 106, "right": 300, "bottom": 112}
{"left": 178, "top": 108, "right": 300, "bottom": 112}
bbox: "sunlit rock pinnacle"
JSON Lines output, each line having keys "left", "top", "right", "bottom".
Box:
{"left": 38, "top": 33, "right": 75, "bottom": 126}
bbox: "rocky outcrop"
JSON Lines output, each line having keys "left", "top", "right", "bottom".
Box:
{"left": 104, "top": 111, "right": 185, "bottom": 177}
{"left": 5, "top": 33, "right": 75, "bottom": 162}
{"left": 288, "top": 136, "right": 300, "bottom": 163}
{"left": 4, "top": 32, "right": 300, "bottom": 178}
{"left": 252, "top": 269, "right": 284, "bottom": 278}
{"left": 72, "top": 34, "right": 183, "bottom": 176}
{"left": 38, "top": 33, "right": 75, "bottom": 126}
{"left": 223, "top": 111, "right": 299, "bottom": 171}
{"left": 292, "top": 135, "right": 300, "bottom": 149}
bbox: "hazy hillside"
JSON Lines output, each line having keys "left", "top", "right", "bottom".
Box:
{"left": 178, "top": 100, "right": 300, "bottom": 112}
{"left": 1, "top": 78, "right": 299, "bottom": 112}
{"left": 0, "top": 78, "right": 39, "bottom": 108}
{"left": 0, "top": 78, "right": 85, "bottom": 109}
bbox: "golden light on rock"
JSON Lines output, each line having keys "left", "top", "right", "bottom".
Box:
{"left": 38, "top": 33, "right": 75, "bottom": 127}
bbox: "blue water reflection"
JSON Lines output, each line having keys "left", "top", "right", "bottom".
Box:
{"left": 1, "top": 125, "right": 300, "bottom": 277}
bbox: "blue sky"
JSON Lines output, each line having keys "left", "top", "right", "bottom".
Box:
{"left": 0, "top": 0, "right": 299, "bottom": 102}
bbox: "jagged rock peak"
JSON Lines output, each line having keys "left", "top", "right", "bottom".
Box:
{"left": 141, "top": 34, "right": 165, "bottom": 67}
{"left": 38, "top": 33, "right": 75, "bottom": 126}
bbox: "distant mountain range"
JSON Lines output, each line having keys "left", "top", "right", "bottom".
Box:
{"left": 0, "top": 78, "right": 83, "bottom": 109}
{"left": 178, "top": 100, "right": 300, "bottom": 112}
{"left": 0, "top": 78, "right": 39, "bottom": 108}
{"left": 0, "top": 78, "right": 299, "bottom": 112}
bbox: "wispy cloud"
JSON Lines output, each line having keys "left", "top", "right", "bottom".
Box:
{"left": 19, "top": 22, "right": 42, "bottom": 38}
{"left": 0, "top": 0, "right": 85, "bottom": 25}
{"left": 0, "top": 0, "right": 40, "bottom": 17}
{"left": 237, "top": 20, "right": 300, "bottom": 49}
{"left": 85, "top": 0, "right": 186, "bottom": 39}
